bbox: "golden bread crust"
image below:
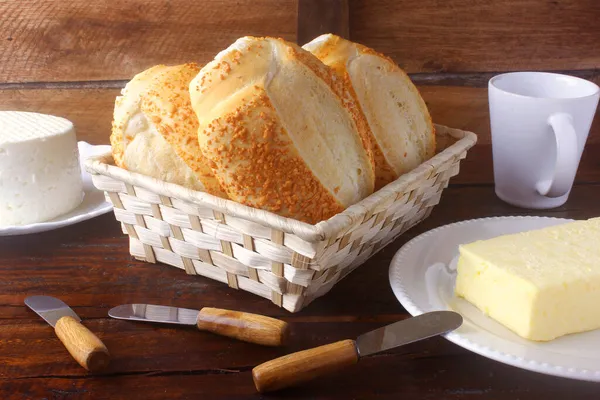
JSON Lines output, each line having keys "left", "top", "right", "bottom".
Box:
{"left": 200, "top": 88, "right": 345, "bottom": 224}
{"left": 303, "top": 34, "right": 436, "bottom": 189}
{"left": 189, "top": 36, "right": 375, "bottom": 223}
{"left": 110, "top": 63, "right": 227, "bottom": 197}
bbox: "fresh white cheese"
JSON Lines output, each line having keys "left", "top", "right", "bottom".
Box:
{"left": 455, "top": 217, "right": 600, "bottom": 341}
{"left": 0, "top": 111, "right": 83, "bottom": 226}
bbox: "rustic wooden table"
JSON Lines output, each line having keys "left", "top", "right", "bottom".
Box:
{"left": 1, "top": 0, "right": 599, "bottom": 398}
{"left": 2, "top": 182, "right": 599, "bottom": 399}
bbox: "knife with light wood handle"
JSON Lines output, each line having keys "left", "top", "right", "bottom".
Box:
{"left": 109, "top": 303, "right": 289, "bottom": 347}
{"left": 252, "top": 311, "right": 463, "bottom": 393}
{"left": 25, "top": 296, "right": 110, "bottom": 372}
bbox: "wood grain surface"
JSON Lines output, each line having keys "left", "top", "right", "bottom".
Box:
{"left": 0, "top": 0, "right": 297, "bottom": 83}
{"left": 196, "top": 307, "right": 290, "bottom": 347}
{"left": 0, "top": 87, "right": 119, "bottom": 143}
{"left": 1, "top": 1, "right": 599, "bottom": 398}
{"left": 297, "top": 0, "right": 349, "bottom": 44}
{"left": 350, "top": 0, "right": 600, "bottom": 73}
{"left": 1, "top": 185, "right": 600, "bottom": 398}
{"left": 252, "top": 339, "right": 359, "bottom": 393}
{"left": 2, "top": 0, "right": 598, "bottom": 83}
{"left": 54, "top": 315, "right": 111, "bottom": 372}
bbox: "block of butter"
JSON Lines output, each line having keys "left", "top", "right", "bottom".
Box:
{"left": 455, "top": 217, "right": 600, "bottom": 341}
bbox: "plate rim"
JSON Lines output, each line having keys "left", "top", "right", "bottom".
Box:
{"left": 0, "top": 198, "right": 113, "bottom": 236}
{"left": 388, "top": 215, "right": 600, "bottom": 382}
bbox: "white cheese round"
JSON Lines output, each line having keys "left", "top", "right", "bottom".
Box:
{"left": 0, "top": 111, "right": 84, "bottom": 226}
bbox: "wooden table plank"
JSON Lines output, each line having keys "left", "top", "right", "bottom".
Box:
{"left": 3, "top": 343, "right": 600, "bottom": 399}
{"left": 2, "top": 1, "right": 598, "bottom": 82}
{"left": 350, "top": 0, "right": 600, "bottom": 73}
{"left": 0, "top": 0, "right": 297, "bottom": 83}
{"left": 1, "top": 185, "right": 599, "bottom": 399}
{"left": 0, "top": 86, "right": 118, "bottom": 144}
{"left": 2, "top": 0, "right": 599, "bottom": 396}
{"left": 297, "top": 0, "right": 349, "bottom": 44}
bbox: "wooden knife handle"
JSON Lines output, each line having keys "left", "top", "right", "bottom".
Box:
{"left": 54, "top": 316, "right": 110, "bottom": 372}
{"left": 252, "top": 339, "right": 359, "bottom": 393}
{"left": 196, "top": 307, "right": 289, "bottom": 347}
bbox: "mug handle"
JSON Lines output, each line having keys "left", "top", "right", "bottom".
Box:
{"left": 535, "top": 113, "right": 579, "bottom": 198}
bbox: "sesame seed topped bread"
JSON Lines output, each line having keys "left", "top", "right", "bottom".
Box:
{"left": 110, "top": 63, "right": 227, "bottom": 198}
{"left": 303, "top": 34, "right": 436, "bottom": 189}
{"left": 189, "top": 36, "right": 376, "bottom": 224}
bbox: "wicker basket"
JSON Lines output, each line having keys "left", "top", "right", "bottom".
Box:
{"left": 84, "top": 124, "right": 477, "bottom": 312}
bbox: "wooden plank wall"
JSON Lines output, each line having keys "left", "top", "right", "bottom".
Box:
{"left": 0, "top": 0, "right": 598, "bottom": 184}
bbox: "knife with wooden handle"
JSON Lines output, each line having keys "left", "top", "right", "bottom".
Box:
{"left": 252, "top": 311, "right": 463, "bottom": 393}
{"left": 25, "top": 296, "right": 110, "bottom": 372}
{"left": 109, "top": 304, "right": 289, "bottom": 347}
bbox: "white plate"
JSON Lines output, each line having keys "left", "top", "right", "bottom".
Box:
{"left": 389, "top": 216, "right": 600, "bottom": 382}
{"left": 0, "top": 142, "right": 113, "bottom": 236}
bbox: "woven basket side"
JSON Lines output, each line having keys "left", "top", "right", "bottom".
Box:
{"left": 312, "top": 145, "right": 464, "bottom": 273}
{"left": 93, "top": 172, "right": 319, "bottom": 311}
{"left": 311, "top": 125, "right": 476, "bottom": 240}
{"left": 88, "top": 124, "right": 477, "bottom": 312}
{"left": 85, "top": 124, "right": 477, "bottom": 243}
{"left": 301, "top": 147, "right": 465, "bottom": 308}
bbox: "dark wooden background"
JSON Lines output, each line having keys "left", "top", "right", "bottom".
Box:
{"left": 1, "top": 1, "right": 599, "bottom": 398}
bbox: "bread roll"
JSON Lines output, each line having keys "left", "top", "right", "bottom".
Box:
{"left": 110, "top": 63, "right": 227, "bottom": 197}
{"left": 303, "top": 34, "right": 436, "bottom": 189}
{"left": 189, "top": 36, "right": 375, "bottom": 224}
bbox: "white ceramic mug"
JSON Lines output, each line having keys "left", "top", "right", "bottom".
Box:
{"left": 488, "top": 72, "right": 599, "bottom": 209}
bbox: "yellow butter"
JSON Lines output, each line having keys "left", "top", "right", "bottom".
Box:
{"left": 455, "top": 217, "right": 600, "bottom": 341}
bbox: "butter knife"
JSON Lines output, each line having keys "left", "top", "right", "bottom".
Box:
{"left": 252, "top": 310, "right": 463, "bottom": 393}
{"left": 109, "top": 303, "right": 289, "bottom": 347}
{"left": 25, "top": 295, "right": 110, "bottom": 372}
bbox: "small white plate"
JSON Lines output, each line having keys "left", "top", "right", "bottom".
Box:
{"left": 0, "top": 142, "right": 113, "bottom": 236}
{"left": 389, "top": 216, "right": 600, "bottom": 382}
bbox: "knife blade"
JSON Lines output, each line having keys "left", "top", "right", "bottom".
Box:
{"left": 108, "top": 303, "right": 289, "bottom": 347}
{"left": 252, "top": 310, "right": 463, "bottom": 393}
{"left": 25, "top": 296, "right": 110, "bottom": 372}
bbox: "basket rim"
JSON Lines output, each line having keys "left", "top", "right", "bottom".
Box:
{"left": 84, "top": 124, "right": 477, "bottom": 242}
